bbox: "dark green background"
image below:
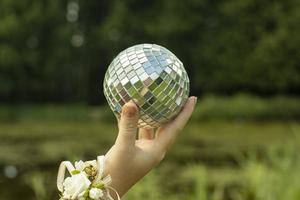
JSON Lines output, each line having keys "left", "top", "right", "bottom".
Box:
{"left": 1, "top": 0, "right": 299, "bottom": 104}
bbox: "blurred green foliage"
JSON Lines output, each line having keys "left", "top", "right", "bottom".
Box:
{"left": 0, "top": 0, "right": 299, "bottom": 103}
{"left": 0, "top": 94, "right": 299, "bottom": 122}
{"left": 124, "top": 148, "right": 300, "bottom": 200}
{"left": 0, "top": 112, "right": 299, "bottom": 199}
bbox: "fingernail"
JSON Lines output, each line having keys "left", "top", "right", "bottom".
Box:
{"left": 123, "top": 102, "right": 137, "bottom": 117}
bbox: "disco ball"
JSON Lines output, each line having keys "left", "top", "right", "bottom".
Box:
{"left": 103, "top": 44, "right": 190, "bottom": 128}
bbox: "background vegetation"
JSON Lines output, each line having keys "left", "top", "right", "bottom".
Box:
{"left": 1, "top": 0, "right": 299, "bottom": 103}
{"left": 1, "top": 105, "right": 299, "bottom": 200}
{"left": 0, "top": 0, "right": 299, "bottom": 199}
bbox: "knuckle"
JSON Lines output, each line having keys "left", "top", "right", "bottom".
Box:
{"left": 119, "top": 120, "right": 137, "bottom": 132}
{"left": 118, "top": 129, "right": 134, "bottom": 139}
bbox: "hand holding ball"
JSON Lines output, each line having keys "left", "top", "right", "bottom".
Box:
{"left": 103, "top": 44, "right": 190, "bottom": 128}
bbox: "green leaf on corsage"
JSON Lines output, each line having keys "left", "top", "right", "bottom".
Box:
{"left": 71, "top": 170, "right": 81, "bottom": 175}
{"left": 92, "top": 182, "right": 105, "bottom": 189}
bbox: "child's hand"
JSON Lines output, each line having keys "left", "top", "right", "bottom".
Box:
{"left": 105, "top": 96, "right": 197, "bottom": 197}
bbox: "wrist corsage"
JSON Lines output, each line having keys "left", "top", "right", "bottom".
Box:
{"left": 57, "top": 156, "right": 120, "bottom": 200}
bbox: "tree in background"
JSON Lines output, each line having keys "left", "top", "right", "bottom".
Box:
{"left": 0, "top": 0, "right": 299, "bottom": 104}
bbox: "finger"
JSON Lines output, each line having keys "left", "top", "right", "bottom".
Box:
{"left": 139, "top": 128, "right": 155, "bottom": 140}
{"left": 167, "top": 96, "right": 197, "bottom": 132}
{"left": 155, "top": 96, "right": 197, "bottom": 150}
{"left": 115, "top": 101, "right": 139, "bottom": 147}
{"left": 115, "top": 115, "right": 120, "bottom": 129}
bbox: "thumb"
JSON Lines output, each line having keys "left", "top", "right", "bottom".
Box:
{"left": 115, "top": 101, "right": 139, "bottom": 147}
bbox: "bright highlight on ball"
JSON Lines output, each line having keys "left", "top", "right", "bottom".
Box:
{"left": 103, "top": 44, "right": 190, "bottom": 128}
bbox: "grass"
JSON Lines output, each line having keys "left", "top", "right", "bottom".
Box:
{"left": 0, "top": 95, "right": 299, "bottom": 199}
{"left": 0, "top": 120, "right": 298, "bottom": 167}
{"left": 0, "top": 94, "right": 299, "bottom": 123}
{"left": 0, "top": 119, "right": 299, "bottom": 200}
{"left": 193, "top": 94, "right": 300, "bottom": 121}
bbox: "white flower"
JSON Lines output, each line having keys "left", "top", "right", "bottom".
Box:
{"left": 89, "top": 188, "right": 104, "bottom": 199}
{"left": 63, "top": 172, "right": 91, "bottom": 198}
{"left": 62, "top": 191, "right": 71, "bottom": 199}
{"left": 85, "top": 160, "right": 97, "bottom": 168}
{"left": 77, "top": 191, "right": 87, "bottom": 200}
{"left": 75, "top": 160, "right": 85, "bottom": 171}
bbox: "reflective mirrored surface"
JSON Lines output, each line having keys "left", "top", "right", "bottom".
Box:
{"left": 104, "top": 44, "right": 190, "bottom": 128}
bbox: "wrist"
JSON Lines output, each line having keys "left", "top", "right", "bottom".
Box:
{"left": 104, "top": 158, "right": 128, "bottom": 198}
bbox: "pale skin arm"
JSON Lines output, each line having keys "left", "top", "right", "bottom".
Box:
{"left": 104, "top": 96, "right": 197, "bottom": 198}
